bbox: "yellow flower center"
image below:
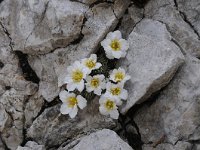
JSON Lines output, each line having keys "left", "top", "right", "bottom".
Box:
{"left": 111, "top": 87, "right": 121, "bottom": 96}
{"left": 90, "top": 78, "right": 99, "bottom": 88}
{"left": 85, "top": 60, "right": 96, "bottom": 69}
{"left": 105, "top": 99, "right": 115, "bottom": 110}
{"left": 68, "top": 97, "right": 78, "bottom": 108}
{"left": 114, "top": 72, "right": 124, "bottom": 82}
{"left": 72, "top": 70, "right": 83, "bottom": 83}
{"left": 110, "top": 39, "right": 121, "bottom": 51}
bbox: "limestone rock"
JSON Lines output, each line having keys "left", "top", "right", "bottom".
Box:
{"left": 119, "top": 5, "right": 144, "bottom": 38}
{"left": 144, "top": 0, "right": 200, "bottom": 57}
{"left": 176, "top": 0, "right": 200, "bottom": 35}
{"left": 24, "top": 93, "right": 44, "bottom": 128}
{"left": 133, "top": 19, "right": 171, "bottom": 41}
{"left": 0, "top": 0, "right": 88, "bottom": 55}
{"left": 17, "top": 141, "right": 45, "bottom": 150}
{"left": 0, "top": 138, "right": 5, "bottom": 150}
{"left": 28, "top": 0, "right": 130, "bottom": 102}
{"left": 142, "top": 141, "right": 192, "bottom": 150}
{"left": 134, "top": 56, "right": 200, "bottom": 144}
{"left": 58, "top": 129, "right": 133, "bottom": 150}
{"left": 120, "top": 30, "right": 184, "bottom": 113}
{"left": 27, "top": 98, "right": 116, "bottom": 148}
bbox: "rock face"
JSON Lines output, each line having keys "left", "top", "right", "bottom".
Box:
{"left": 120, "top": 22, "right": 184, "bottom": 113}
{"left": 144, "top": 0, "right": 200, "bottom": 57}
{"left": 27, "top": 98, "right": 116, "bottom": 148}
{"left": 176, "top": 0, "right": 200, "bottom": 35}
{"left": 17, "top": 141, "right": 45, "bottom": 150}
{"left": 28, "top": 0, "right": 130, "bottom": 102}
{"left": 0, "top": 24, "right": 38, "bottom": 150}
{"left": 0, "top": 0, "right": 200, "bottom": 149}
{"left": 134, "top": 56, "right": 200, "bottom": 144}
{"left": 142, "top": 141, "right": 192, "bottom": 150}
{"left": 58, "top": 129, "right": 133, "bottom": 150}
{"left": 0, "top": 0, "right": 88, "bottom": 55}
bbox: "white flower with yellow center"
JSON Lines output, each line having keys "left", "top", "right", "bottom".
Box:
{"left": 81, "top": 54, "right": 102, "bottom": 74}
{"left": 85, "top": 75, "right": 106, "bottom": 95}
{"left": 110, "top": 67, "right": 131, "bottom": 83}
{"left": 101, "top": 30, "right": 129, "bottom": 59}
{"left": 105, "top": 82, "right": 128, "bottom": 105}
{"left": 59, "top": 90, "right": 87, "bottom": 118}
{"left": 64, "top": 61, "right": 88, "bottom": 92}
{"left": 99, "top": 95, "right": 119, "bottom": 119}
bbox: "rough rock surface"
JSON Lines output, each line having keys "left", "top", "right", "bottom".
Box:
{"left": 142, "top": 141, "right": 192, "bottom": 150}
{"left": 27, "top": 98, "right": 116, "bottom": 148}
{"left": 176, "top": 0, "right": 200, "bottom": 36}
{"left": 144, "top": 0, "right": 200, "bottom": 57}
{"left": 0, "top": 24, "right": 38, "bottom": 150}
{"left": 58, "top": 129, "right": 133, "bottom": 150}
{"left": 120, "top": 27, "right": 184, "bottom": 113}
{"left": 28, "top": 0, "right": 130, "bottom": 102}
{"left": 0, "top": 0, "right": 88, "bottom": 55}
{"left": 134, "top": 56, "right": 200, "bottom": 144}
{"left": 17, "top": 141, "right": 45, "bottom": 150}
{"left": 0, "top": 0, "right": 200, "bottom": 149}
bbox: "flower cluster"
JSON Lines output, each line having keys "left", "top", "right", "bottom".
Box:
{"left": 59, "top": 30, "right": 130, "bottom": 119}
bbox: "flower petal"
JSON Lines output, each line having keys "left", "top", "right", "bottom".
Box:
{"left": 67, "top": 83, "right": 76, "bottom": 91}
{"left": 112, "top": 51, "right": 122, "bottom": 59}
{"left": 95, "top": 62, "right": 102, "bottom": 69}
{"left": 107, "top": 30, "right": 122, "bottom": 40}
{"left": 94, "top": 88, "right": 102, "bottom": 96}
{"left": 59, "top": 90, "right": 69, "bottom": 102}
{"left": 77, "top": 80, "right": 85, "bottom": 92}
{"left": 60, "top": 104, "right": 72, "bottom": 115}
{"left": 77, "top": 95, "right": 87, "bottom": 109}
{"left": 64, "top": 76, "right": 72, "bottom": 84}
{"left": 110, "top": 109, "right": 119, "bottom": 119}
{"left": 99, "top": 106, "right": 109, "bottom": 115}
{"left": 69, "top": 106, "right": 78, "bottom": 118}
{"left": 101, "top": 39, "right": 111, "bottom": 47}
{"left": 120, "top": 39, "right": 129, "bottom": 51}
{"left": 90, "top": 54, "right": 97, "bottom": 62}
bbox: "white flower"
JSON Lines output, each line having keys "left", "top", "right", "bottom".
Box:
{"left": 99, "top": 95, "right": 119, "bottom": 119}
{"left": 110, "top": 67, "right": 131, "bottom": 83}
{"left": 85, "top": 74, "right": 106, "bottom": 95}
{"left": 59, "top": 90, "right": 87, "bottom": 118}
{"left": 101, "top": 30, "right": 129, "bottom": 59}
{"left": 64, "top": 61, "right": 88, "bottom": 92}
{"left": 105, "top": 82, "right": 128, "bottom": 105}
{"left": 81, "top": 54, "right": 102, "bottom": 74}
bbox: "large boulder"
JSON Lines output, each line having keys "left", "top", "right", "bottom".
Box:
{"left": 120, "top": 22, "right": 184, "bottom": 113}
{"left": 134, "top": 56, "right": 200, "bottom": 144}
{"left": 58, "top": 129, "right": 133, "bottom": 150}
{"left": 27, "top": 98, "right": 116, "bottom": 148}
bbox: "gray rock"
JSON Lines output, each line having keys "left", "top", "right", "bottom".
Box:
{"left": 119, "top": 5, "right": 144, "bottom": 38}
{"left": 193, "top": 144, "right": 200, "bottom": 150}
{"left": 145, "top": 0, "right": 200, "bottom": 57}
{"left": 0, "top": 138, "right": 5, "bottom": 150}
{"left": 25, "top": 93, "right": 44, "bottom": 128}
{"left": 17, "top": 141, "right": 45, "bottom": 150}
{"left": 176, "top": 0, "right": 200, "bottom": 35}
{"left": 0, "top": 23, "right": 38, "bottom": 150}
{"left": 28, "top": 0, "right": 130, "bottom": 102}
{"left": 134, "top": 56, "right": 200, "bottom": 144}
{"left": 120, "top": 31, "right": 184, "bottom": 113}
{"left": 58, "top": 129, "right": 133, "bottom": 150}
{"left": 0, "top": 0, "right": 88, "bottom": 55}
{"left": 133, "top": 19, "right": 171, "bottom": 41}
{"left": 27, "top": 97, "right": 116, "bottom": 148}
{"left": 142, "top": 141, "right": 192, "bottom": 150}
